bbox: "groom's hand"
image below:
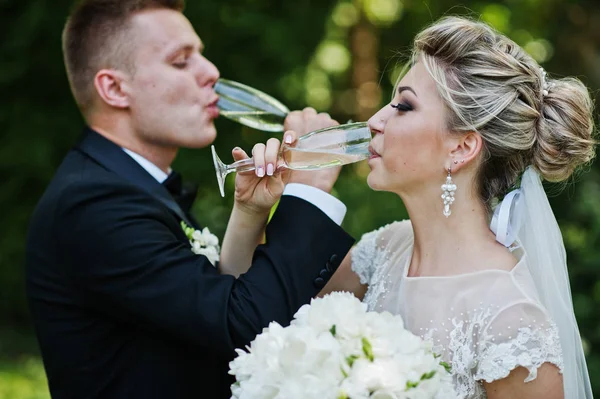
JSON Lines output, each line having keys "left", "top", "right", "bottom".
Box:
{"left": 232, "top": 132, "right": 298, "bottom": 215}
{"left": 284, "top": 108, "right": 341, "bottom": 193}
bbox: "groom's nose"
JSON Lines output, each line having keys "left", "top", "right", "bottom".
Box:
{"left": 195, "top": 56, "right": 220, "bottom": 88}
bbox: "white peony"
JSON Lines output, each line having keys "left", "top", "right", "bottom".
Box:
{"left": 293, "top": 291, "right": 368, "bottom": 338}
{"left": 347, "top": 357, "right": 408, "bottom": 393}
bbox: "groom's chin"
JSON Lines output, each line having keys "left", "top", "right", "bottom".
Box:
{"left": 186, "top": 125, "right": 217, "bottom": 149}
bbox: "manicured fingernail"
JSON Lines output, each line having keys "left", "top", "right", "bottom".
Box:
{"left": 266, "top": 163, "right": 274, "bottom": 176}
{"left": 233, "top": 147, "right": 241, "bottom": 151}
{"left": 284, "top": 135, "right": 293, "bottom": 144}
{"left": 256, "top": 166, "right": 265, "bottom": 177}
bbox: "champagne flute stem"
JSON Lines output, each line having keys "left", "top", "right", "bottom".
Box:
{"left": 227, "top": 157, "right": 257, "bottom": 173}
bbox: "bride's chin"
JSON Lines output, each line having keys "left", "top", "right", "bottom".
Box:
{"left": 366, "top": 174, "right": 384, "bottom": 191}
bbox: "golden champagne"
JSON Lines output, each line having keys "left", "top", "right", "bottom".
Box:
{"left": 281, "top": 141, "right": 370, "bottom": 170}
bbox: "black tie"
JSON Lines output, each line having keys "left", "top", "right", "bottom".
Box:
{"left": 162, "top": 171, "right": 199, "bottom": 214}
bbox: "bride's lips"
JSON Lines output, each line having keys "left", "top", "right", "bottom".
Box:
{"left": 368, "top": 144, "right": 381, "bottom": 160}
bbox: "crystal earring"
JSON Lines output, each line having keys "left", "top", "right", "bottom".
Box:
{"left": 441, "top": 167, "right": 457, "bottom": 217}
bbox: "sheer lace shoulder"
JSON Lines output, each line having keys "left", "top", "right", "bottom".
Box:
{"left": 351, "top": 220, "right": 412, "bottom": 285}
{"left": 354, "top": 225, "right": 566, "bottom": 398}
{"left": 474, "top": 301, "right": 563, "bottom": 384}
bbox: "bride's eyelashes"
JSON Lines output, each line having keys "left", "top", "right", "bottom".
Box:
{"left": 391, "top": 102, "right": 413, "bottom": 112}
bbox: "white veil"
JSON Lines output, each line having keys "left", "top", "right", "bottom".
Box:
{"left": 490, "top": 166, "right": 593, "bottom": 398}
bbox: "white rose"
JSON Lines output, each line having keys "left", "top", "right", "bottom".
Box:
{"left": 191, "top": 230, "right": 206, "bottom": 246}
{"left": 193, "top": 247, "right": 219, "bottom": 265}
{"left": 204, "top": 246, "right": 219, "bottom": 264}
{"left": 191, "top": 241, "right": 202, "bottom": 254}
{"left": 202, "top": 228, "right": 220, "bottom": 247}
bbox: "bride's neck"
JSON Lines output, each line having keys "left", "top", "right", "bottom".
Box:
{"left": 400, "top": 184, "right": 496, "bottom": 276}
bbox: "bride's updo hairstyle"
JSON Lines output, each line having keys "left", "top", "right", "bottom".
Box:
{"left": 412, "top": 16, "right": 596, "bottom": 207}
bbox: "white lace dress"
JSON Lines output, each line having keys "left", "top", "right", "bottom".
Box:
{"left": 351, "top": 220, "right": 564, "bottom": 399}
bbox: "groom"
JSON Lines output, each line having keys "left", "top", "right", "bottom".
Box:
{"left": 25, "top": 0, "right": 353, "bottom": 398}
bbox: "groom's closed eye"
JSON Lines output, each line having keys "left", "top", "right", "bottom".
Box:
{"left": 173, "top": 59, "right": 188, "bottom": 69}
{"left": 167, "top": 43, "right": 203, "bottom": 69}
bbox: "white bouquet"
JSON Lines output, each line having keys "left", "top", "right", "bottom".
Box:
{"left": 229, "top": 292, "right": 456, "bottom": 399}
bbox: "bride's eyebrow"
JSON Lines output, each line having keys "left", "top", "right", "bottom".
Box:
{"left": 397, "top": 86, "right": 418, "bottom": 97}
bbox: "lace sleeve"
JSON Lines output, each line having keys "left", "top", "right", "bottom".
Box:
{"left": 350, "top": 229, "right": 379, "bottom": 285}
{"left": 474, "top": 301, "right": 564, "bottom": 384}
{"left": 351, "top": 220, "right": 412, "bottom": 286}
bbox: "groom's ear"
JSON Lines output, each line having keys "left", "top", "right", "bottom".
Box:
{"left": 93, "top": 69, "right": 130, "bottom": 109}
{"left": 448, "top": 131, "right": 483, "bottom": 172}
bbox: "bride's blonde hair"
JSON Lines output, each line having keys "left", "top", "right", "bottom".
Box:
{"left": 411, "top": 16, "right": 595, "bottom": 206}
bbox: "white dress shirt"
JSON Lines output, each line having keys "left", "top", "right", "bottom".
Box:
{"left": 122, "top": 149, "right": 347, "bottom": 225}
{"left": 123, "top": 148, "right": 170, "bottom": 183}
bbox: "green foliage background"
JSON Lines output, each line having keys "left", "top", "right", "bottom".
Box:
{"left": 1, "top": 0, "right": 598, "bottom": 396}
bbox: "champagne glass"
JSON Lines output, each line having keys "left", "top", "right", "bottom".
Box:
{"left": 214, "top": 78, "right": 290, "bottom": 132}
{"left": 211, "top": 122, "right": 371, "bottom": 197}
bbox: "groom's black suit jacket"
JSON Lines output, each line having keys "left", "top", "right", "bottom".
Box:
{"left": 26, "top": 128, "right": 354, "bottom": 399}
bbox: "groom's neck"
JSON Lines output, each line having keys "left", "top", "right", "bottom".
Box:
{"left": 89, "top": 117, "right": 177, "bottom": 174}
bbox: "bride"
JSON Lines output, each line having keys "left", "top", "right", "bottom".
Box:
{"left": 318, "top": 16, "right": 595, "bottom": 398}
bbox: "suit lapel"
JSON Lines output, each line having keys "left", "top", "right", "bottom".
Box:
{"left": 75, "top": 128, "right": 194, "bottom": 226}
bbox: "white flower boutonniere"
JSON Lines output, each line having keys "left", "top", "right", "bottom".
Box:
{"left": 180, "top": 221, "right": 220, "bottom": 266}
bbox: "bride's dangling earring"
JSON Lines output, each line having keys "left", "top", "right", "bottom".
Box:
{"left": 441, "top": 167, "right": 457, "bottom": 217}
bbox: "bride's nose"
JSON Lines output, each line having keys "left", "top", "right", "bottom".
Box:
{"left": 367, "top": 111, "right": 386, "bottom": 135}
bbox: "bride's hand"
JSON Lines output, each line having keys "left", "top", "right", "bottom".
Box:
{"left": 232, "top": 132, "right": 297, "bottom": 215}
{"left": 284, "top": 108, "right": 341, "bottom": 193}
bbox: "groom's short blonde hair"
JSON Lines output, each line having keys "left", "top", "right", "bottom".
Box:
{"left": 62, "top": 0, "right": 185, "bottom": 116}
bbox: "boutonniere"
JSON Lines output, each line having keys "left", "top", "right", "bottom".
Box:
{"left": 180, "top": 221, "right": 220, "bottom": 266}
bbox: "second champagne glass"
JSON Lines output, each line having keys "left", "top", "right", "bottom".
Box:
{"left": 211, "top": 122, "right": 372, "bottom": 197}
{"left": 214, "top": 79, "right": 290, "bottom": 132}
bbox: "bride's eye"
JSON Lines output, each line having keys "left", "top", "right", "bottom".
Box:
{"left": 391, "top": 102, "right": 413, "bottom": 112}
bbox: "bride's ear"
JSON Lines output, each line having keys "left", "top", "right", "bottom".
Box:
{"left": 447, "top": 131, "right": 483, "bottom": 172}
